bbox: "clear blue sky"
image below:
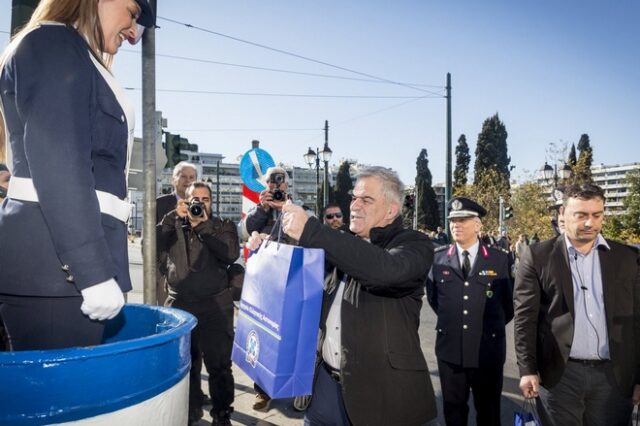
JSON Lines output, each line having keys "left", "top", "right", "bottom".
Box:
{"left": 2, "top": 1, "right": 639, "bottom": 185}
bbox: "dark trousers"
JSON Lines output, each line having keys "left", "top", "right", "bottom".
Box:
{"left": 0, "top": 295, "right": 105, "bottom": 350}
{"left": 437, "top": 358, "right": 503, "bottom": 426}
{"left": 538, "top": 360, "right": 633, "bottom": 426}
{"left": 304, "top": 362, "right": 352, "bottom": 426}
{"left": 166, "top": 291, "right": 235, "bottom": 414}
{"left": 254, "top": 382, "right": 268, "bottom": 396}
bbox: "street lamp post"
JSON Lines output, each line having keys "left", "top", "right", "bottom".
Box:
{"left": 322, "top": 120, "right": 332, "bottom": 209}
{"left": 541, "top": 161, "right": 572, "bottom": 233}
{"left": 541, "top": 161, "right": 572, "bottom": 201}
{"left": 304, "top": 142, "right": 332, "bottom": 215}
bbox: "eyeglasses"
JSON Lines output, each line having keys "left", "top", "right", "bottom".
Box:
{"left": 325, "top": 213, "right": 343, "bottom": 220}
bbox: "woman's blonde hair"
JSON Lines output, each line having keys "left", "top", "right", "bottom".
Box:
{"left": 6, "top": 0, "right": 110, "bottom": 64}
{"left": 0, "top": 0, "right": 113, "bottom": 163}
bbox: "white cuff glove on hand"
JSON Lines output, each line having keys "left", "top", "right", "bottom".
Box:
{"left": 80, "top": 278, "right": 125, "bottom": 321}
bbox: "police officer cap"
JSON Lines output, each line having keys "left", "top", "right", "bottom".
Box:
{"left": 134, "top": 0, "right": 155, "bottom": 28}
{"left": 447, "top": 197, "right": 487, "bottom": 219}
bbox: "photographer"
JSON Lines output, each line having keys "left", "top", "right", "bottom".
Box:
{"left": 241, "top": 166, "right": 293, "bottom": 243}
{"left": 157, "top": 182, "right": 239, "bottom": 426}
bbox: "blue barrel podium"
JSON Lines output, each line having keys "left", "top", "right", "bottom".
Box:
{"left": 0, "top": 304, "right": 196, "bottom": 425}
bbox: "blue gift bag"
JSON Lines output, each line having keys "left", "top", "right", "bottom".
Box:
{"left": 514, "top": 398, "right": 541, "bottom": 426}
{"left": 232, "top": 240, "right": 324, "bottom": 398}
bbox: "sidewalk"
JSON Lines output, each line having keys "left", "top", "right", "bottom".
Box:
{"left": 128, "top": 290, "right": 304, "bottom": 426}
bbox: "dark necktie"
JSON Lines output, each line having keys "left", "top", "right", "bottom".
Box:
{"left": 462, "top": 250, "right": 471, "bottom": 279}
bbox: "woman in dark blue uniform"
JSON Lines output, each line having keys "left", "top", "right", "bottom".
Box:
{"left": 0, "top": 0, "right": 155, "bottom": 350}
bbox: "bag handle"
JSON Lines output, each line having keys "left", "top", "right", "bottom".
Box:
{"left": 521, "top": 397, "right": 542, "bottom": 425}
{"left": 264, "top": 210, "right": 285, "bottom": 249}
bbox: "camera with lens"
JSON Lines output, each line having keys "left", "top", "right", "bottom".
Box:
{"left": 188, "top": 199, "right": 205, "bottom": 217}
{"left": 268, "top": 172, "right": 287, "bottom": 202}
{"left": 270, "top": 173, "right": 285, "bottom": 186}
{"left": 271, "top": 188, "right": 287, "bottom": 201}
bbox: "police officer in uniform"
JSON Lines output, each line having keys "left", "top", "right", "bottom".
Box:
{"left": 426, "top": 197, "right": 514, "bottom": 426}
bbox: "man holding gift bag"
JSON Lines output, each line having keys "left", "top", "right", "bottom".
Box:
{"left": 278, "top": 166, "right": 438, "bottom": 426}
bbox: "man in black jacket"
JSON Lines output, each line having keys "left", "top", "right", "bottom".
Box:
{"left": 514, "top": 184, "right": 640, "bottom": 425}
{"left": 157, "top": 182, "right": 239, "bottom": 426}
{"left": 275, "top": 166, "right": 437, "bottom": 426}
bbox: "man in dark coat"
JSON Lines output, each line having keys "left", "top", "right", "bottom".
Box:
{"left": 277, "top": 166, "right": 437, "bottom": 426}
{"left": 514, "top": 183, "right": 640, "bottom": 425}
{"left": 156, "top": 161, "right": 197, "bottom": 305}
{"left": 426, "top": 197, "right": 513, "bottom": 426}
{"left": 156, "top": 161, "right": 198, "bottom": 223}
{"left": 157, "top": 182, "right": 239, "bottom": 426}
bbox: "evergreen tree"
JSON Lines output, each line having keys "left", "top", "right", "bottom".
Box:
{"left": 401, "top": 189, "right": 415, "bottom": 230}
{"left": 465, "top": 169, "right": 509, "bottom": 235}
{"left": 473, "top": 113, "right": 511, "bottom": 189}
{"left": 453, "top": 134, "right": 471, "bottom": 196}
{"left": 509, "top": 182, "right": 555, "bottom": 241}
{"left": 334, "top": 161, "right": 353, "bottom": 224}
{"left": 573, "top": 134, "right": 593, "bottom": 184}
{"left": 621, "top": 170, "right": 640, "bottom": 238}
{"left": 567, "top": 143, "right": 577, "bottom": 167}
{"left": 415, "top": 149, "right": 441, "bottom": 230}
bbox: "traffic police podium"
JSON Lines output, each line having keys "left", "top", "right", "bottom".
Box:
{"left": 0, "top": 304, "right": 196, "bottom": 425}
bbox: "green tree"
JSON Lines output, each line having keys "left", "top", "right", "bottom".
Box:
{"left": 465, "top": 169, "right": 509, "bottom": 235}
{"left": 401, "top": 189, "right": 415, "bottom": 229}
{"left": 334, "top": 161, "right": 353, "bottom": 224}
{"left": 453, "top": 134, "right": 471, "bottom": 196}
{"left": 572, "top": 134, "right": 593, "bottom": 184}
{"left": 602, "top": 216, "right": 625, "bottom": 242}
{"left": 567, "top": 143, "right": 577, "bottom": 168}
{"left": 415, "top": 149, "right": 441, "bottom": 230}
{"left": 474, "top": 113, "right": 511, "bottom": 190}
{"left": 621, "top": 170, "right": 640, "bottom": 239}
{"left": 509, "top": 182, "right": 555, "bottom": 240}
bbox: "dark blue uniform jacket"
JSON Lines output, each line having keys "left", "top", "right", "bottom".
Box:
{"left": 0, "top": 24, "right": 132, "bottom": 296}
{"left": 426, "top": 243, "right": 514, "bottom": 368}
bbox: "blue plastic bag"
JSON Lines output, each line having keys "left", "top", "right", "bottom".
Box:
{"left": 514, "top": 398, "right": 541, "bottom": 426}
{"left": 232, "top": 240, "right": 324, "bottom": 398}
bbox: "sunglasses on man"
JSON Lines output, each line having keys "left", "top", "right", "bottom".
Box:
{"left": 325, "top": 213, "right": 343, "bottom": 220}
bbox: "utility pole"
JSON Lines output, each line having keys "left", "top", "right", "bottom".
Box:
{"left": 323, "top": 120, "right": 330, "bottom": 208}
{"left": 413, "top": 185, "right": 419, "bottom": 231}
{"left": 142, "top": 0, "right": 157, "bottom": 305}
{"left": 10, "top": 0, "right": 39, "bottom": 35}
{"left": 444, "top": 72, "right": 452, "bottom": 236}
{"left": 216, "top": 160, "right": 221, "bottom": 217}
{"left": 499, "top": 196, "right": 505, "bottom": 234}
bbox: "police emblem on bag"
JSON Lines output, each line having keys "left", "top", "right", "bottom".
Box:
{"left": 246, "top": 330, "right": 260, "bottom": 368}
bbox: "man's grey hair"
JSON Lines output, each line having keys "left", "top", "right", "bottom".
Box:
{"left": 172, "top": 161, "right": 198, "bottom": 179}
{"left": 265, "top": 166, "right": 289, "bottom": 183}
{"left": 356, "top": 166, "right": 404, "bottom": 207}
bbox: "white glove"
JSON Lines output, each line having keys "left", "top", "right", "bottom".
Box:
{"left": 80, "top": 278, "right": 125, "bottom": 321}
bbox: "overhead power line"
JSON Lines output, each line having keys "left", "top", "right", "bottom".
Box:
{"left": 172, "top": 128, "right": 319, "bottom": 132}
{"left": 120, "top": 48, "right": 445, "bottom": 92}
{"left": 157, "top": 16, "right": 444, "bottom": 97}
{"left": 124, "top": 87, "right": 437, "bottom": 99}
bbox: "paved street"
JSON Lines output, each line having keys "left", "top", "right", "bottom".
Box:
{"left": 128, "top": 241, "right": 525, "bottom": 425}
